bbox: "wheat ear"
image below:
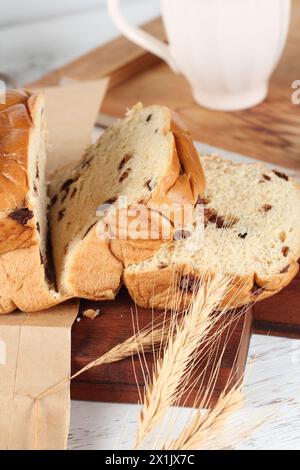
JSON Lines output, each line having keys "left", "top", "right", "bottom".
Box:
{"left": 135, "top": 273, "right": 231, "bottom": 449}
{"left": 165, "top": 383, "right": 244, "bottom": 450}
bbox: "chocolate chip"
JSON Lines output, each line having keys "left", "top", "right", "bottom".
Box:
{"left": 81, "top": 157, "right": 94, "bottom": 169}
{"left": 238, "top": 232, "right": 248, "bottom": 239}
{"left": 118, "top": 154, "right": 132, "bottom": 171}
{"left": 216, "top": 217, "right": 228, "bottom": 229}
{"left": 146, "top": 114, "right": 152, "bottom": 122}
{"left": 57, "top": 209, "right": 65, "bottom": 221}
{"left": 70, "top": 187, "right": 77, "bottom": 199}
{"left": 197, "top": 197, "right": 211, "bottom": 205}
{"left": 103, "top": 196, "right": 118, "bottom": 205}
{"left": 158, "top": 262, "right": 168, "bottom": 270}
{"left": 262, "top": 174, "right": 271, "bottom": 181}
{"left": 9, "top": 208, "right": 34, "bottom": 225}
{"left": 273, "top": 170, "right": 289, "bottom": 181}
{"left": 280, "top": 264, "right": 290, "bottom": 274}
{"left": 119, "top": 170, "right": 130, "bottom": 183}
{"left": 179, "top": 275, "right": 199, "bottom": 293}
{"left": 145, "top": 179, "right": 153, "bottom": 190}
{"left": 262, "top": 204, "right": 272, "bottom": 212}
{"left": 174, "top": 229, "right": 192, "bottom": 240}
{"left": 51, "top": 194, "right": 58, "bottom": 207}
{"left": 35, "top": 164, "right": 39, "bottom": 179}
{"left": 82, "top": 222, "right": 97, "bottom": 239}
{"left": 282, "top": 246, "right": 289, "bottom": 257}
{"left": 155, "top": 129, "right": 159, "bottom": 134}
{"left": 33, "top": 182, "right": 38, "bottom": 194}
{"left": 220, "top": 216, "right": 239, "bottom": 228}
{"left": 208, "top": 212, "right": 239, "bottom": 229}
{"left": 36, "top": 222, "right": 40, "bottom": 233}
{"left": 61, "top": 178, "right": 77, "bottom": 191}
{"left": 204, "top": 208, "right": 216, "bottom": 220}
{"left": 61, "top": 188, "right": 69, "bottom": 203}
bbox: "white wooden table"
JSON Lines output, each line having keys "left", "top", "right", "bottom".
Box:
{"left": 1, "top": 0, "right": 300, "bottom": 450}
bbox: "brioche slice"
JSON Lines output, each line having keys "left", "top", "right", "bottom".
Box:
{"left": 124, "top": 155, "right": 300, "bottom": 310}
{"left": 0, "top": 90, "right": 63, "bottom": 313}
{"left": 50, "top": 104, "right": 205, "bottom": 300}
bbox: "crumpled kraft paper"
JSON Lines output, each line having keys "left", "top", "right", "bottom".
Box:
{"left": 0, "top": 78, "right": 108, "bottom": 450}
{"left": 0, "top": 302, "right": 78, "bottom": 450}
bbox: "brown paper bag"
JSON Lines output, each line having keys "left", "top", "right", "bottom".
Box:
{"left": 0, "top": 302, "right": 78, "bottom": 450}
{"left": 0, "top": 79, "right": 108, "bottom": 450}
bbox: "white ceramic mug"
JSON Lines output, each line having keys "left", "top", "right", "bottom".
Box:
{"left": 107, "top": 0, "right": 291, "bottom": 111}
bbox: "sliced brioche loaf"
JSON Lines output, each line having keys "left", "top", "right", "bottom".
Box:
{"left": 50, "top": 104, "right": 205, "bottom": 300}
{"left": 124, "top": 155, "right": 300, "bottom": 310}
{"left": 0, "top": 90, "right": 63, "bottom": 313}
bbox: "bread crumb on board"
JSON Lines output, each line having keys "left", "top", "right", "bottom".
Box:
{"left": 83, "top": 309, "right": 101, "bottom": 320}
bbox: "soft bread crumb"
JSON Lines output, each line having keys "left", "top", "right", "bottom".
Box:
{"left": 83, "top": 308, "right": 100, "bottom": 320}
{"left": 124, "top": 155, "right": 300, "bottom": 310}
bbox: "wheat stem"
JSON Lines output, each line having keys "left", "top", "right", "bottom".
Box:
{"left": 135, "top": 273, "right": 231, "bottom": 449}
{"left": 164, "top": 383, "right": 244, "bottom": 450}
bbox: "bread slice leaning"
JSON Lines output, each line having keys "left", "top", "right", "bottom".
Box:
{"left": 50, "top": 104, "right": 205, "bottom": 300}
{"left": 0, "top": 90, "right": 63, "bottom": 313}
{"left": 124, "top": 155, "right": 300, "bottom": 310}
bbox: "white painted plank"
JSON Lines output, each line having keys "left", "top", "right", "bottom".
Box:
{"left": 0, "top": 0, "right": 135, "bottom": 26}
{"left": 68, "top": 335, "right": 300, "bottom": 450}
{"left": 0, "top": 1, "right": 160, "bottom": 84}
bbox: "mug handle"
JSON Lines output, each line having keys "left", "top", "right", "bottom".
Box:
{"left": 107, "top": 0, "right": 179, "bottom": 72}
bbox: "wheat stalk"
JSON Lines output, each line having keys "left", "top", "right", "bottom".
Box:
{"left": 135, "top": 272, "right": 231, "bottom": 449}
{"left": 36, "top": 320, "right": 171, "bottom": 401}
{"left": 164, "top": 383, "right": 244, "bottom": 450}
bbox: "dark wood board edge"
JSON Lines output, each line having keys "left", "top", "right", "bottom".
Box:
{"left": 70, "top": 295, "right": 253, "bottom": 407}
{"left": 253, "top": 271, "right": 300, "bottom": 339}
{"left": 254, "top": 320, "right": 300, "bottom": 339}
{"left": 234, "top": 308, "right": 253, "bottom": 380}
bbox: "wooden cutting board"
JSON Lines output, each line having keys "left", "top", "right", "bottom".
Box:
{"left": 71, "top": 289, "right": 253, "bottom": 407}
{"left": 254, "top": 271, "right": 300, "bottom": 339}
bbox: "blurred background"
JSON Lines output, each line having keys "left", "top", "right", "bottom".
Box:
{"left": 0, "top": 0, "right": 159, "bottom": 84}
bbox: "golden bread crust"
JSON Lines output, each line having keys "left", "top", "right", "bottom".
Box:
{"left": 64, "top": 230, "right": 123, "bottom": 300}
{"left": 0, "top": 246, "right": 64, "bottom": 314}
{"left": 0, "top": 89, "right": 64, "bottom": 314}
{"left": 124, "top": 259, "right": 300, "bottom": 311}
{"left": 0, "top": 89, "right": 40, "bottom": 255}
